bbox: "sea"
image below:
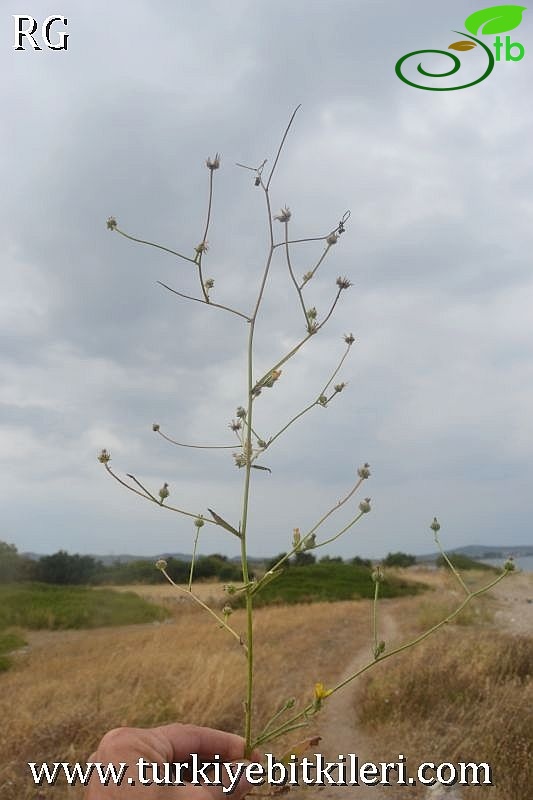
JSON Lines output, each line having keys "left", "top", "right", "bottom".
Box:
{"left": 481, "top": 555, "right": 533, "bottom": 573}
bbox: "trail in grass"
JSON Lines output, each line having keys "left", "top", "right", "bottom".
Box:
{"left": 293, "top": 609, "right": 398, "bottom": 800}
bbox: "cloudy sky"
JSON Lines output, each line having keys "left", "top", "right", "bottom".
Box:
{"left": 2, "top": 1, "right": 532, "bottom": 560}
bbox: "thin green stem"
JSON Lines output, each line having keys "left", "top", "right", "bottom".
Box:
{"left": 104, "top": 464, "right": 217, "bottom": 525}
{"left": 372, "top": 579, "right": 379, "bottom": 659}
{"left": 284, "top": 221, "right": 309, "bottom": 326}
{"left": 253, "top": 288, "right": 344, "bottom": 392}
{"left": 114, "top": 228, "right": 197, "bottom": 265}
{"left": 157, "top": 282, "right": 250, "bottom": 321}
{"left": 265, "top": 343, "right": 352, "bottom": 450}
{"left": 434, "top": 531, "right": 470, "bottom": 596}
{"left": 160, "top": 568, "right": 246, "bottom": 651}
{"left": 155, "top": 429, "right": 235, "bottom": 450}
{"left": 298, "top": 245, "right": 332, "bottom": 288}
{"left": 188, "top": 526, "right": 200, "bottom": 591}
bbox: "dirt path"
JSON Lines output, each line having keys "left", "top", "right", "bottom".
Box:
{"left": 293, "top": 611, "right": 399, "bottom": 800}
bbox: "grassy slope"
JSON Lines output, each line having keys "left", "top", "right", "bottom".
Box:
{"left": 0, "top": 583, "right": 169, "bottom": 631}
{"left": 246, "top": 562, "right": 427, "bottom": 606}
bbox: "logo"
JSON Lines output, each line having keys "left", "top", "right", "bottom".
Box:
{"left": 396, "top": 4, "right": 526, "bottom": 90}
{"left": 13, "top": 15, "right": 68, "bottom": 51}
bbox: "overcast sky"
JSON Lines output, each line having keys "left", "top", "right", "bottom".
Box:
{"left": 2, "top": 1, "right": 532, "bottom": 561}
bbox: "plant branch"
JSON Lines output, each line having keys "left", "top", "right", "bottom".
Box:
{"left": 266, "top": 105, "right": 301, "bottom": 190}
{"left": 104, "top": 464, "right": 217, "bottom": 525}
{"left": 114, "top": 227, "right": 197, "bottom": 266}
{"left": 157, "top": 281, "right": 250, "bottom": 321}
{"left": 155, "top": 428, "right": 235, "bottom": 450}
{"left": 160, "top": 568, "right": 246, "bottom": 652}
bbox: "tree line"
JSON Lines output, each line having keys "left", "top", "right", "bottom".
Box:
{"left": 0, "top": 540, "right": 419, "bottom": 585}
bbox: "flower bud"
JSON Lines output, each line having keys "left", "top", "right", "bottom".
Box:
{"left": 98, "top": 449, "right": 111, "bottom": 464}
{"left": 159, "top": 483, "right": 170, "bottom": 504}
{"left": 317, "top": 395, "right": 328, "bottom": 407}
{"left": 504, "top": 557, "right": 515, "bottom": 572}
{"left": 236, "top": 406, "right": 247, "bottom": 419}
{"left": 222, "top": 604, "right": 233, "bottom": 618}
{"left": 334, "top": 382, "right": 346, "bottom": 393}
{"left": 302, "top": 271, "right": 313, "bottom": 284}
{"left": 106, "top": 216, "right": 117, "bottom": 231}
{"left": 344, "top": 333, "right": 355, "bottom": 346}
{"left": 358, "top": 463, "right": 371, "bottom": 479}
{"left": 359, "top": 498, "right": 372, "bottom": 514}
{"left": 152, "top": 423, "right": 160, "bottom": 432}
{"left": 327, "top": 233, "right": 338, "bottom": 246}
{"left": 204, "top": 278, "right": 215, "bottom": 290}
{"left": 430, "top": 517, "right": 441, "bottom": 533}
{"left": 194, "top": 516, "right": 205, "bottom": 528}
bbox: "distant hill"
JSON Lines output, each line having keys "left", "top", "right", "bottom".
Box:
{"left": 21, "top": 551, "right": 266, "bottom": 566}
{"left": 416, "top": 544, "right": 533, "bottom": 563}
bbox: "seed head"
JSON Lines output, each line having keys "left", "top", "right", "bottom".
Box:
{"left": 359, "top": 497, "right": 372, "bottom": 514}
{"left": 159, "top": 482, "right": 170, "bottom": 504}
{"left": 257, "top": 439, "right": 267, "bottom": 449}
{"left": 302, "top": 271, "right": 313, "bottom": 284}
{"left": 372, "top": 565, "right": 384, "bottom": 583}
{"left": 504, "top": 557, "right": 516, "bottom": 572}
{"left": 274, "top": 206, "right": 291, "bottom": 223}
{"left": 358, "top": 463, "right": 371, "bottom": 479}
{"left": 344, "top": 333, "right": 355, "bottom": 346}
{"left": 106, "top": 216, "right": 117, "bottom": 231}
{"left": 336, "top": 276, "right": 353, "bottom": 290}
{"left": 152, "top": 423, "right": 160, "bottom": 432}
{"left": 98, "top": 449, "right": 111, "bottom": 464}
{"left": 306, "top": 307, "right": 317, "bottom": 321}
{"left": 292, "top": 528, "right": 301, "bottom": 550}
{"left": 229, "top": 419, "right": 242, "bottom": 432}
{"left": 224, "top": 584, "right": 237, "bottom": 595}
{"left": 233, "top": 452, "right": 247, "bottom": 468}
{"left": 317, "top": 395, "right": 328, "bottom": 407}
{"left": 204, "top": 278, "right": 215, "bottom": 290}
{"left": 194, "top": 516, "right": 205, "bottom": 528}
{"left": 334, "top": 382, "right": 346, "bottom": 393}
{"left": 430, "top": 517, "right": 441, "bottom": 533}
{"left": 206, "top": 153, "right": 221, "bottom": 170}
{"left": 327, "top": 232, "right": 338, "bottom": 246}
{"left": 155, "top": 559, "right": 167, "bottom": 571}
{"left": 236, "top": 406, "right": 247, "bottom": 419}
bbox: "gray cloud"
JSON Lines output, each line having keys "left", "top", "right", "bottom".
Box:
{"left": 2, "top": 0, "right": 532, "bottom": 560}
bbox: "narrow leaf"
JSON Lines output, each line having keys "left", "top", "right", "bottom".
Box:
{"left": 449, "top": 40, "right": 478, "bottom": 51}
{"left": 465, "top": 5, "right": 526, "bottom": 35}
{"left": 251, "top": 464, "right": 272, "bottom": 474}
{"left": 208, "top": 508, "right": 241, "bottom": 538}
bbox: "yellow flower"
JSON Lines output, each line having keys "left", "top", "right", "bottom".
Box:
{"left": 314, "top": 682, "right": 332, "bottom": 702}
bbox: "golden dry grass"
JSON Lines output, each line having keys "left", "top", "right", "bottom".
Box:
{"left": 0, "top": 595, "right": 373, "bottom": 800}
{"left": 2, "top": 570, "right": 530, "bottom": 800}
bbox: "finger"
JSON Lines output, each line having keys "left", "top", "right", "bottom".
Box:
{"left": 156, "top": 724, "right": 249, "bottom": 763}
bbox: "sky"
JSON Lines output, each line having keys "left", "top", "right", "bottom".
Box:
{"left": 2, "top": 1, "right": 532, "bottom": 561}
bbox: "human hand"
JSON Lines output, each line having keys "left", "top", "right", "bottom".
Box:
{"left": 86, "top": 724, "right": 258, "bottom": 799}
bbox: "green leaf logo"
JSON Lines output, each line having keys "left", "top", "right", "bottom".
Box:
{"left": 465, "top": 5, "right": 526, "bottom": 35}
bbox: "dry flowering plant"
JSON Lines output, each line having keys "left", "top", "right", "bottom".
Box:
{"left": 100, "top": 108, "right": 514, "bottom": 761}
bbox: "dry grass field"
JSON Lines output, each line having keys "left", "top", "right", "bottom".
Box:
{"left": 1, "top": 569, "right": 531, "bottom": 800}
